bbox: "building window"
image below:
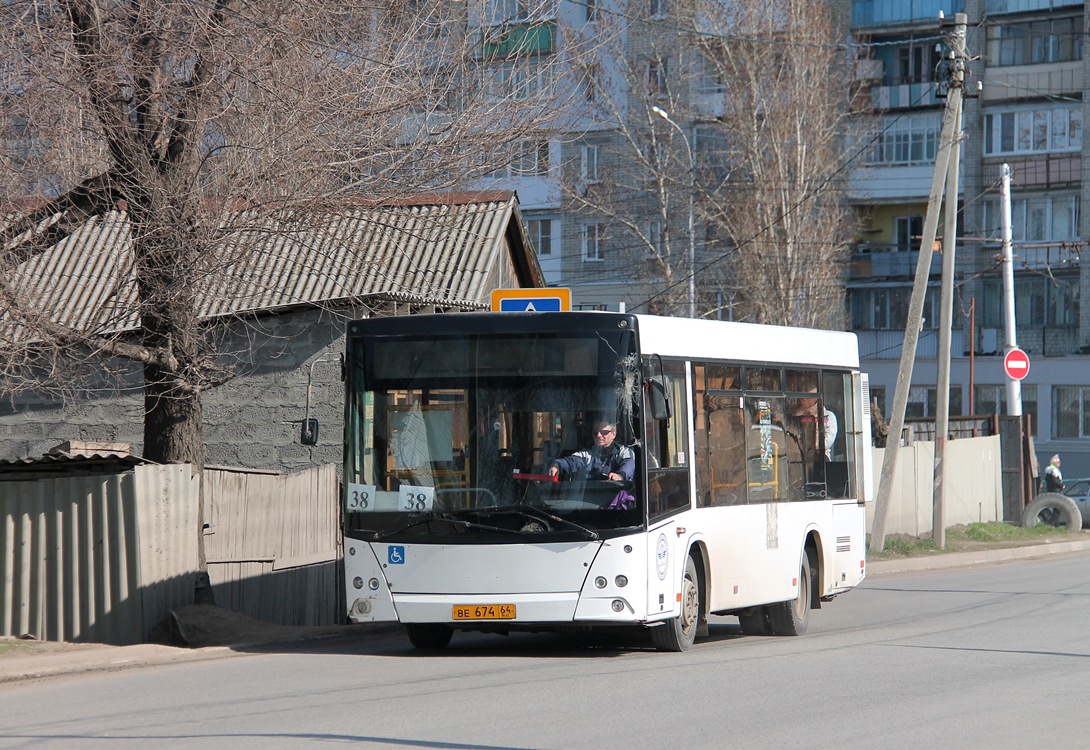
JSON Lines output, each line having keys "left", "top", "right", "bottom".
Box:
{"left": 1053, "top": 386, "right": 1090, "bottom": 439}
{"left": 895, "top": 216, "right": 924, "bottom": 252}
{"left": 486, "top": 61, "right": 554, "bottom": 101}
{"left": 646, "top": 220, "right": 663, "bottom": 258}
{"left": 486, "top": 0, "right": 532, "bottom": 23}
{"left": 907, "top": 385, "right": 963, "bottom": 418}
{"left": 694, "top": 123, "right": 729, "bottom": 179}
{"left": 582, "top": 222, "right": 604, "bottom": 261}
{"left": 650, "top": 0, "right": 668, "bottom": 17}
{"left": 850, "top": 286, "right": 939, "bottom": 330}
{"left": 695, "top": 54, "right": 724, "bottom": 95}
{"left": 995, "top": 16, "right": 1083, "bottom": 66}
{"left": 974, "top": 384, "right": 1038, "bottom": 435}
{"left": 511, "top": 140, "right": 549, "bottom": 176}
{"left": 581, "top": 143, "right": 601, "bottom": 183}
{"left": 872, "top": 115, "right": 940, "bottom": 165}
{"left": 984, "top": 107, "right": 1082, "bottom": 155}
{"left": 980, "top": 277, "right": 1079, "bottom": 328}
{"left": 648, "top": 58, "right": 668, "bottom": 97}
{"left": 893, "top": 42, "right": 941, "bottom": 85}
{"left": 527, "top": 218, "right": 553, "bottom": 255}
{"left": 982, "top": 193, "right": 1079, "bottom": 242}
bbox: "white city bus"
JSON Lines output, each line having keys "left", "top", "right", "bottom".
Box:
{"left": 342, "top": 311, "right": 873, "bottom": 651}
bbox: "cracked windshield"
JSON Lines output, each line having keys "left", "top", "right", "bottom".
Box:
{"left": 345, "top": 329, "right": 642, "bottom": 540}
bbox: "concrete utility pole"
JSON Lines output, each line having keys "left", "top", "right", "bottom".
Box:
{"left": 1000, "top": 164, "right": 1023, "bottom": 417}
{"left": 869, "top": 13, "right": 969, "bottom": 554}
{"left": 932, "top": 50, "right": 966, "bottom": 548}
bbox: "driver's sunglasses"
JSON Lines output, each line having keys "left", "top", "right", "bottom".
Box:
{"left": 595, "top": 429, "right": 613, "bottom": 436}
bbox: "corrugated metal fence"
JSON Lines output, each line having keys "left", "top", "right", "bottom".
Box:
{"left": 1, "top": 464, "right": 200, "bottom": 645}
{"left": 204, "top": 464, "right": 342, "bottom": 627}
{"left": 2, "top": 462, "right": 342, "bottom": 644}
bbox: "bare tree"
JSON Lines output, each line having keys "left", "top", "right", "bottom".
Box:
{"left": 0, "top": 0, "right": 577, "bottom": 466}
{"left": 559, "top": 9, "right": 697, "bottom": 317}
{"left": 697, "top": 0, "right": 860, "bottom": 328}
{"left": 557, "top": 0, "right": 858, "bottom": 325}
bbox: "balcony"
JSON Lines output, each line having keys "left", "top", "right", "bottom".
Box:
{"left": 856, "top": 328, "right": 965, "bottom": 359}
{"left": 851, "top": 244, "right": 942, "bottom": 279}
{"left": 473, "top": 21, "right": 555, "bottom": 59}
{"left": 870, "top": 81, "right": 941, "bottom": 109}
{"left": 986, "top": 0, "right": 1081, "bottom": 14}
{"left": 975, "top": 242, "right": 1082, "bottom": 272}
{"left": 981, "top": 154, "right": 1081, "bottom": 190}
{"left": 852, "top": 0, "right": 964, "bottom": 29}
{"left": 848, "top": 163, "right": 939, "bottom": 202}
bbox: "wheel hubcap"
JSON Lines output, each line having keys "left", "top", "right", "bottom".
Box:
{"left": 681, "top": 575, "right": 698, "bottom": 633}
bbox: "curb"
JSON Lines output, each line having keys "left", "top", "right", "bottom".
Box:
{"left": 0, "top": 624, "right": 399, "bottom": 687}
{"left": 866, "top": 538, "right": 1090, "bottom": 577}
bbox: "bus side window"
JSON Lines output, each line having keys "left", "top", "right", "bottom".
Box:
{"left": 645, "top": 359, "right": 690, "bottom": 520}
{"left": 823, "top": 371, "right": 853, "bottom": 498}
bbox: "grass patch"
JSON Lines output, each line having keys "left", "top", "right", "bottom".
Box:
{"left": 0, "top": 639, "right": 32, "bottom": 656}
{"left": 868, "top": 521, "right": 1084, "bottom": 560}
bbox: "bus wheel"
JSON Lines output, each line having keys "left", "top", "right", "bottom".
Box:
{"left": 738, "top": 607, "right": 772, "bottom": 636}
{"left": 651, "top": 555, "right": 700, "bottom": 652}
{"left": 406, "top": 623, "right": 454, "bottom": 650}
{"left": 768, "top": 553, "right": 811, "bottom": 636}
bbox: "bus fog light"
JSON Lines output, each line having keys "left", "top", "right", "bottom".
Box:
{"left": 368, "top": 578, "right": 380, "bottom": 591}
{"left": 594, "top": 576, "right": 607, "bottom": 589}
{"left": 611, "top": 599, "right": 625, "bottom": 612}
{"left": 615, "top": 575, "right": 628, "bottom": 588}
{"left": 353, "top": 577, "right": 364, "bottom": 590}
{"left": 351, "top": 598, "right": 371, "bottom": 616}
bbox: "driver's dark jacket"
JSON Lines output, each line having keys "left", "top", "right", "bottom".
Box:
{"left": 551, "top": 442, "right": 635, "bottom": 482}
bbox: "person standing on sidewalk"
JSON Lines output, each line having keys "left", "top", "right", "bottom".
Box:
{"left": 1044, "top": 454, "right": 1065, "bottom": 493}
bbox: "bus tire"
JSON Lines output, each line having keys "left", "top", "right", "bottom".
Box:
{"left": 1023, "top": 493, "right": 1083, "bottom": 530}
{"left": 406, "top": 623, "right": 454, "bottom": 650}
{"left": 767, "top": 553, "right": 811, "bottom": 636}
{"left": 651, "top": 555, "right": 700, "bottom": 652}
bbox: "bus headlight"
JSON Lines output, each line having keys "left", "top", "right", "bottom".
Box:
{"left": 611, "top": 600, "right": 625, "bottom": 612}
{"left": 615, "top": 575, "right": 628, "bottom": 588}
{"left": 353, "top": 577, "right": 364, "bottom": 590}
{"left": 368, "top": 578, "right": 380, "bottom": 591}
{"left": 594, "top": 576, "right": 607, "bottom": 589}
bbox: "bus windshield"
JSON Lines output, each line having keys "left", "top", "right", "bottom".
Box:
{"left": 344, "top": 326, "right": 643, "bottom": 542}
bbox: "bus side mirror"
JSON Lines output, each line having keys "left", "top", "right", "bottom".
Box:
{"left": 648, "top": 376, "right": 672, "bottom": 421}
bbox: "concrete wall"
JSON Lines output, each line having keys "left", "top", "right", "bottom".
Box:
{"left": 0, "top": 306, "right": 369, "bottom": 474}
{"left": 868, "top": 435, "right": 1005, "bottom": 537}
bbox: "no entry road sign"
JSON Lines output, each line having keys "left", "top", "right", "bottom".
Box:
{"left": 1003, "top": 347, "right": 1031, "bottom": 381}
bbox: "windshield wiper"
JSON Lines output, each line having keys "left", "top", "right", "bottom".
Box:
{"left": 373, "top": 514, "right": 518, "bottom": 540}
{"left": 476, "top": 505, "right": 599, "bottom": 540}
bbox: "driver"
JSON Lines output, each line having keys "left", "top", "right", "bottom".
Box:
{"left": 548, "top": 419, "right": 635, "bottom": 483}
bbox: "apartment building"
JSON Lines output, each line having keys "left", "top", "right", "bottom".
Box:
{"left": 849, "top": 0, "right": 1090, "bottom": 474}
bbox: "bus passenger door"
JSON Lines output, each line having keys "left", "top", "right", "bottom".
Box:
{"left": 642, "top": 357, "right": 692, "bottom": 619}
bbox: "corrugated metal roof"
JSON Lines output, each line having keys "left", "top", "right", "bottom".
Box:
{"left": 4, "top": 191, "right": 541, "bottom": 339}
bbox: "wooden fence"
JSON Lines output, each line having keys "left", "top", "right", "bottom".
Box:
{"left": 204, "top": 464, "right": 342, "bottom": 627}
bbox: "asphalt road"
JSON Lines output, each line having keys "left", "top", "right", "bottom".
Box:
{"left": 3, "top": 550, "right": 1090, "bottom": 749}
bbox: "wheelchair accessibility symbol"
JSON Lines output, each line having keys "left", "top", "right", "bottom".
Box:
{"left": 388, "top": 546, "right": 405, "bottom": 565}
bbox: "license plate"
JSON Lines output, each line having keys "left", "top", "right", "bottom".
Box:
{"left": 452, "top": 604, "right": 516, "bottom": 620}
